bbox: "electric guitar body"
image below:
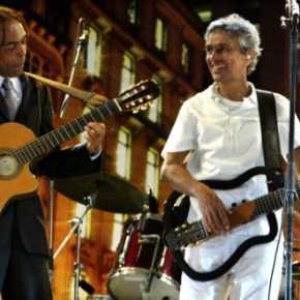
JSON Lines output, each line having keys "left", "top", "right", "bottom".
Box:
{"left": 163, "top": 167, "right": 284, "bottom": 281}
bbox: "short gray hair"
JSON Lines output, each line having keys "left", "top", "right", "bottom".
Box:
{"left": 204, "top": 14, "right": 262, "bottom": 74}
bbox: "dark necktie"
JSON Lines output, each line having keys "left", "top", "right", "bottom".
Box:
{"left": 2, "top": 78, "right": 16, "bottom": 120}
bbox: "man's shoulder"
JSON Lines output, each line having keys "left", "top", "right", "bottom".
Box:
{"left": 184, "top": 86, "right": 212, "bottom": 106}
{"left": 254, "top": 86, "right": 287, "bottom": 101}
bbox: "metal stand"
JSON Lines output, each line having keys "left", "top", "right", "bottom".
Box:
{"left": 139, "top": 234, "right": 161, "bottom": 300}
{"left": 60, "top": 17, "right": 89, "bottom": 118}
{"left": 53, "top": 194, "right": 95, "bottom": 300}
{"left": 48, "top": 179, "right": 55, "bottom": 284}
{"left": 281, "top": 1, "right": 299, "bottom": 300}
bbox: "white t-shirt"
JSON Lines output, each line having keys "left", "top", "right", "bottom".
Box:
{"left": 162, "top": 83, "right": 300, "bottom": 271}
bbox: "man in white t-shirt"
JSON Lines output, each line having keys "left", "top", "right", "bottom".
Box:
{"left": 161, "top": 13, "right": 300, "bottom": 300}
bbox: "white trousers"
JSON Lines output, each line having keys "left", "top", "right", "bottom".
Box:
{"left": 179, "top": 238, "right": 283, "bottom": 300}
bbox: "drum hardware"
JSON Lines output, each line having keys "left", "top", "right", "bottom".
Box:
{"left": 108, "top": 213, "right": 180, "bottom": 300}
{"left": 54, "top": 172, "right": 149, "bottom": 214}
{"left": 79, "top": 279, "right": 95, "bottom": 295}
{"left": 87, "top": 295, "right": 112, "bottom": 300}
{"left": 118, "top": 220, "right": 136, "bottom": 266}
{"left": 159, "top": 247, "right": 168, "bottom": 269}
{"left": 139, "top": 234, "right": 161, "bottom": 296}
{"left": 53, "top": 194, "right": 96, "bottom": 300}
{"left": 138, "top": 189, "right": 158, "bottom": 231}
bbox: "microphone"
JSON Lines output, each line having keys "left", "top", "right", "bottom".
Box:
{"left": 78, "top": 18, "right": 89, "bottom": 46}
{"left": 286, "top": 0, "right": 299, "bottom": 22}
{"left": 60, "top": 18, "right": 90, "bottom": 118}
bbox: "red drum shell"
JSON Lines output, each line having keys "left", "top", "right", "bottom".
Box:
{"left": 108, "top": 213, "right": 180, "bottom": 300}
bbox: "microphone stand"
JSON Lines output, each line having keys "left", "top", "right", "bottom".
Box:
{"left": 280, "top": 1, "right": 299, "bottom": 300}
{"left": 60, "top": 17, "right": 89, "bottom": 118}
{"left": 48, "top": 179, "right": 55, "bottom": 285}
{"left": 53, "top": 195, "right": 95, "bottom": 300}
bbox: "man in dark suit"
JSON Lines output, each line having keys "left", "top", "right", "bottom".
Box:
{"left": 0, "top": 6, "right": 106, "bottom": 299}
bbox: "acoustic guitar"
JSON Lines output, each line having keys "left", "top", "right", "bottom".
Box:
{"left": 0, "top": 79, "right": 159, "bottom": 211}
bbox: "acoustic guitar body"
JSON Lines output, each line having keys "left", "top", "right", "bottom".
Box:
{"left": 0, "top": 123, "right": 39, "bottom": 211}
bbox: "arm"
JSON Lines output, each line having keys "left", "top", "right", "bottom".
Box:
{"left": 161, "top": 151, "right": 230, "bottom": 234}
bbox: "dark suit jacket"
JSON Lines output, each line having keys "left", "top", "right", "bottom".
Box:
{"left": 0, "top": 74, "right": 101, "bottom": 255}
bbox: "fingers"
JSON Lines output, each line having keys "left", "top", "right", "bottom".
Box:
{"left": 202, "top": 209, "right": 228, "bottom": 235}
{"left": 85, "top": 122, "right": 106, "bottom": 138}
{"left": 85, "top": 122, "right": 106, "bottom": 154}
{"left": 197, "top": 187, "right": 230, "bottom": 235}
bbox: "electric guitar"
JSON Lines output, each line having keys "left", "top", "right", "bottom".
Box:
{"left": 163, "top": 167, "right": 286, "bottom": 281}
{"left": 0, "top": 80, "right": 159, "bottom": 211}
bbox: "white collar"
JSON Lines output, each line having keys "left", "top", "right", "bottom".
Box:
{"left": 211, "top": 82, "right": 257, "bottom": 107}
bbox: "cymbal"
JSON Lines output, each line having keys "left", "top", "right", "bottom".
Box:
{"left": 54, "top": 173, "right": 149, "bottom": 214}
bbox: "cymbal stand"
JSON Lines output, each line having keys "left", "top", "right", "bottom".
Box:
{"left": 53, "top": 194, "right": 95, "bottom": 300}
{"left": 139, "top": 234, "right": 161, "bottom": 299}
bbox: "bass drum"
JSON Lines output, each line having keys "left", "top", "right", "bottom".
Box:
{"left": 107, "top": 213, "right": 180, "bottom": 300}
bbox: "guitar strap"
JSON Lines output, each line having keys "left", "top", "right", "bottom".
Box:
{"left": 257, "top": 89, "right": 284, "bottom": 189}
{"left": 163, "top": 90, "right": 284, "bottom": 281}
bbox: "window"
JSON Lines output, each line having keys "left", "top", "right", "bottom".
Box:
{"left": 147, "top": 76, "right": 162, "bottom": 123}
{"left": 181, "top": 42, "right": 190, "bottom": 73}
{"left": 145, "top": 148, "right": 160, "bottom": 198}
{"left": 155, "top": 17, "right": 167, "bottom": 51}
{"left": 112, "top": 126, "right": 132, "bottom": 252}
{"left": 86, "top": 26, "right": 103, "bottom": 77}
{"left": 110, "top": 213, "right": 126, "bottom": 251}
{"left": 127, "top": 0, "right": 138, "bottom": 25}
{"left": 116, "top": 127, "right": 132, "bottom": 179}
{"left": 120, "top": 52, "right": 135, "bottom": 93}
{"left": 197, "top": 9, "right": 212, "bottom": 23}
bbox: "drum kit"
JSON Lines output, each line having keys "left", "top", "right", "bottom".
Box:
{"left": 53, "top": 172, "right": 181, "bottom": 300}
